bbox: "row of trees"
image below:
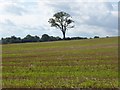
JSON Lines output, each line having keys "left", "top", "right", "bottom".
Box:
{"left": 1, "top": 34, "right": 93, "bottom": 44}
{"left": 1, "top": 34, "right": 61, "bottom": 44}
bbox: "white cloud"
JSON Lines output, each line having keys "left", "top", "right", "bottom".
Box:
{"left": 0, "top": 0, "right": 118, "bottom": 38}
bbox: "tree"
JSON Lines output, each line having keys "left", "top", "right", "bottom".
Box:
{"left": 94, "top": 36, "right": 99, "bottom": 39}
{"left": 41, "top": 34, "right": 50, "bottom": 42}
{"left": 22, "top": 35, "right": 40, "bottom": 42}
{"left": 48, "top": 11, "right": 74, "bottom": 39}
{"left": 1, "top": 36, "right": 22, "bottom": 44}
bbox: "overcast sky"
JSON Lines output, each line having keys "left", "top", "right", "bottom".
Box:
{"left": 0, "top": 0, "right": 119, "bottom": 38}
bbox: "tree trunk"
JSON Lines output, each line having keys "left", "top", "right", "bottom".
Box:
{"left": 63, "top": 31, "right": 65, "bottom": 40}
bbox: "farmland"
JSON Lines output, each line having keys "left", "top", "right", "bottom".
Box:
{"left": 2, "top": 37, "right": 118, "bottom": 88}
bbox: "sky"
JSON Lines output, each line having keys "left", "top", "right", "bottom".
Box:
{"left": 0, "top": 0, "right": 119, "bottom": 38}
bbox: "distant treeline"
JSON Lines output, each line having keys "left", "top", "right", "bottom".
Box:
{"left": 1, "top": 34, "right": 102, "bottom": 44}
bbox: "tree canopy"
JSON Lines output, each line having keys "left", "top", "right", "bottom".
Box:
{"left": 48, "top": 11, "right": 74, "bottom": 39}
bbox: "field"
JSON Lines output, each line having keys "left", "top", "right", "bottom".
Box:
{"left": 2, "top": 37, "right": 118, "bottom": 88}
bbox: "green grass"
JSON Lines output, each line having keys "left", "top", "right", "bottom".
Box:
{"left": 2, "top": 37, "right": 118, "bottom": 88}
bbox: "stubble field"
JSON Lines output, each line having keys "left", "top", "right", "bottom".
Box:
{"left": 2, "top": 37, "right": 118, "bottom": 88}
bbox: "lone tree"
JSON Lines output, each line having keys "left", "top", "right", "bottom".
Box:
{"left": 48, "top": 11, "right": 74, "bottom": 39}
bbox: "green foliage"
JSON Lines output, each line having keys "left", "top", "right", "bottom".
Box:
{"left": 1, "top": 34, "right": 62, "bottom": 44}
{"left": 41, "top": 34, "right": 50, "bottom": 41}
{"left": 48, "top": 11, "right": 74, "bottom": 39}
{"left": 2, "top": 36, "right": 22, "bottom": 44}
{"left": 94, "top": 36, "right": 100, "bottom": 39}
{"left": 22, "top": 34, "right": 40, "bottom": 42}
